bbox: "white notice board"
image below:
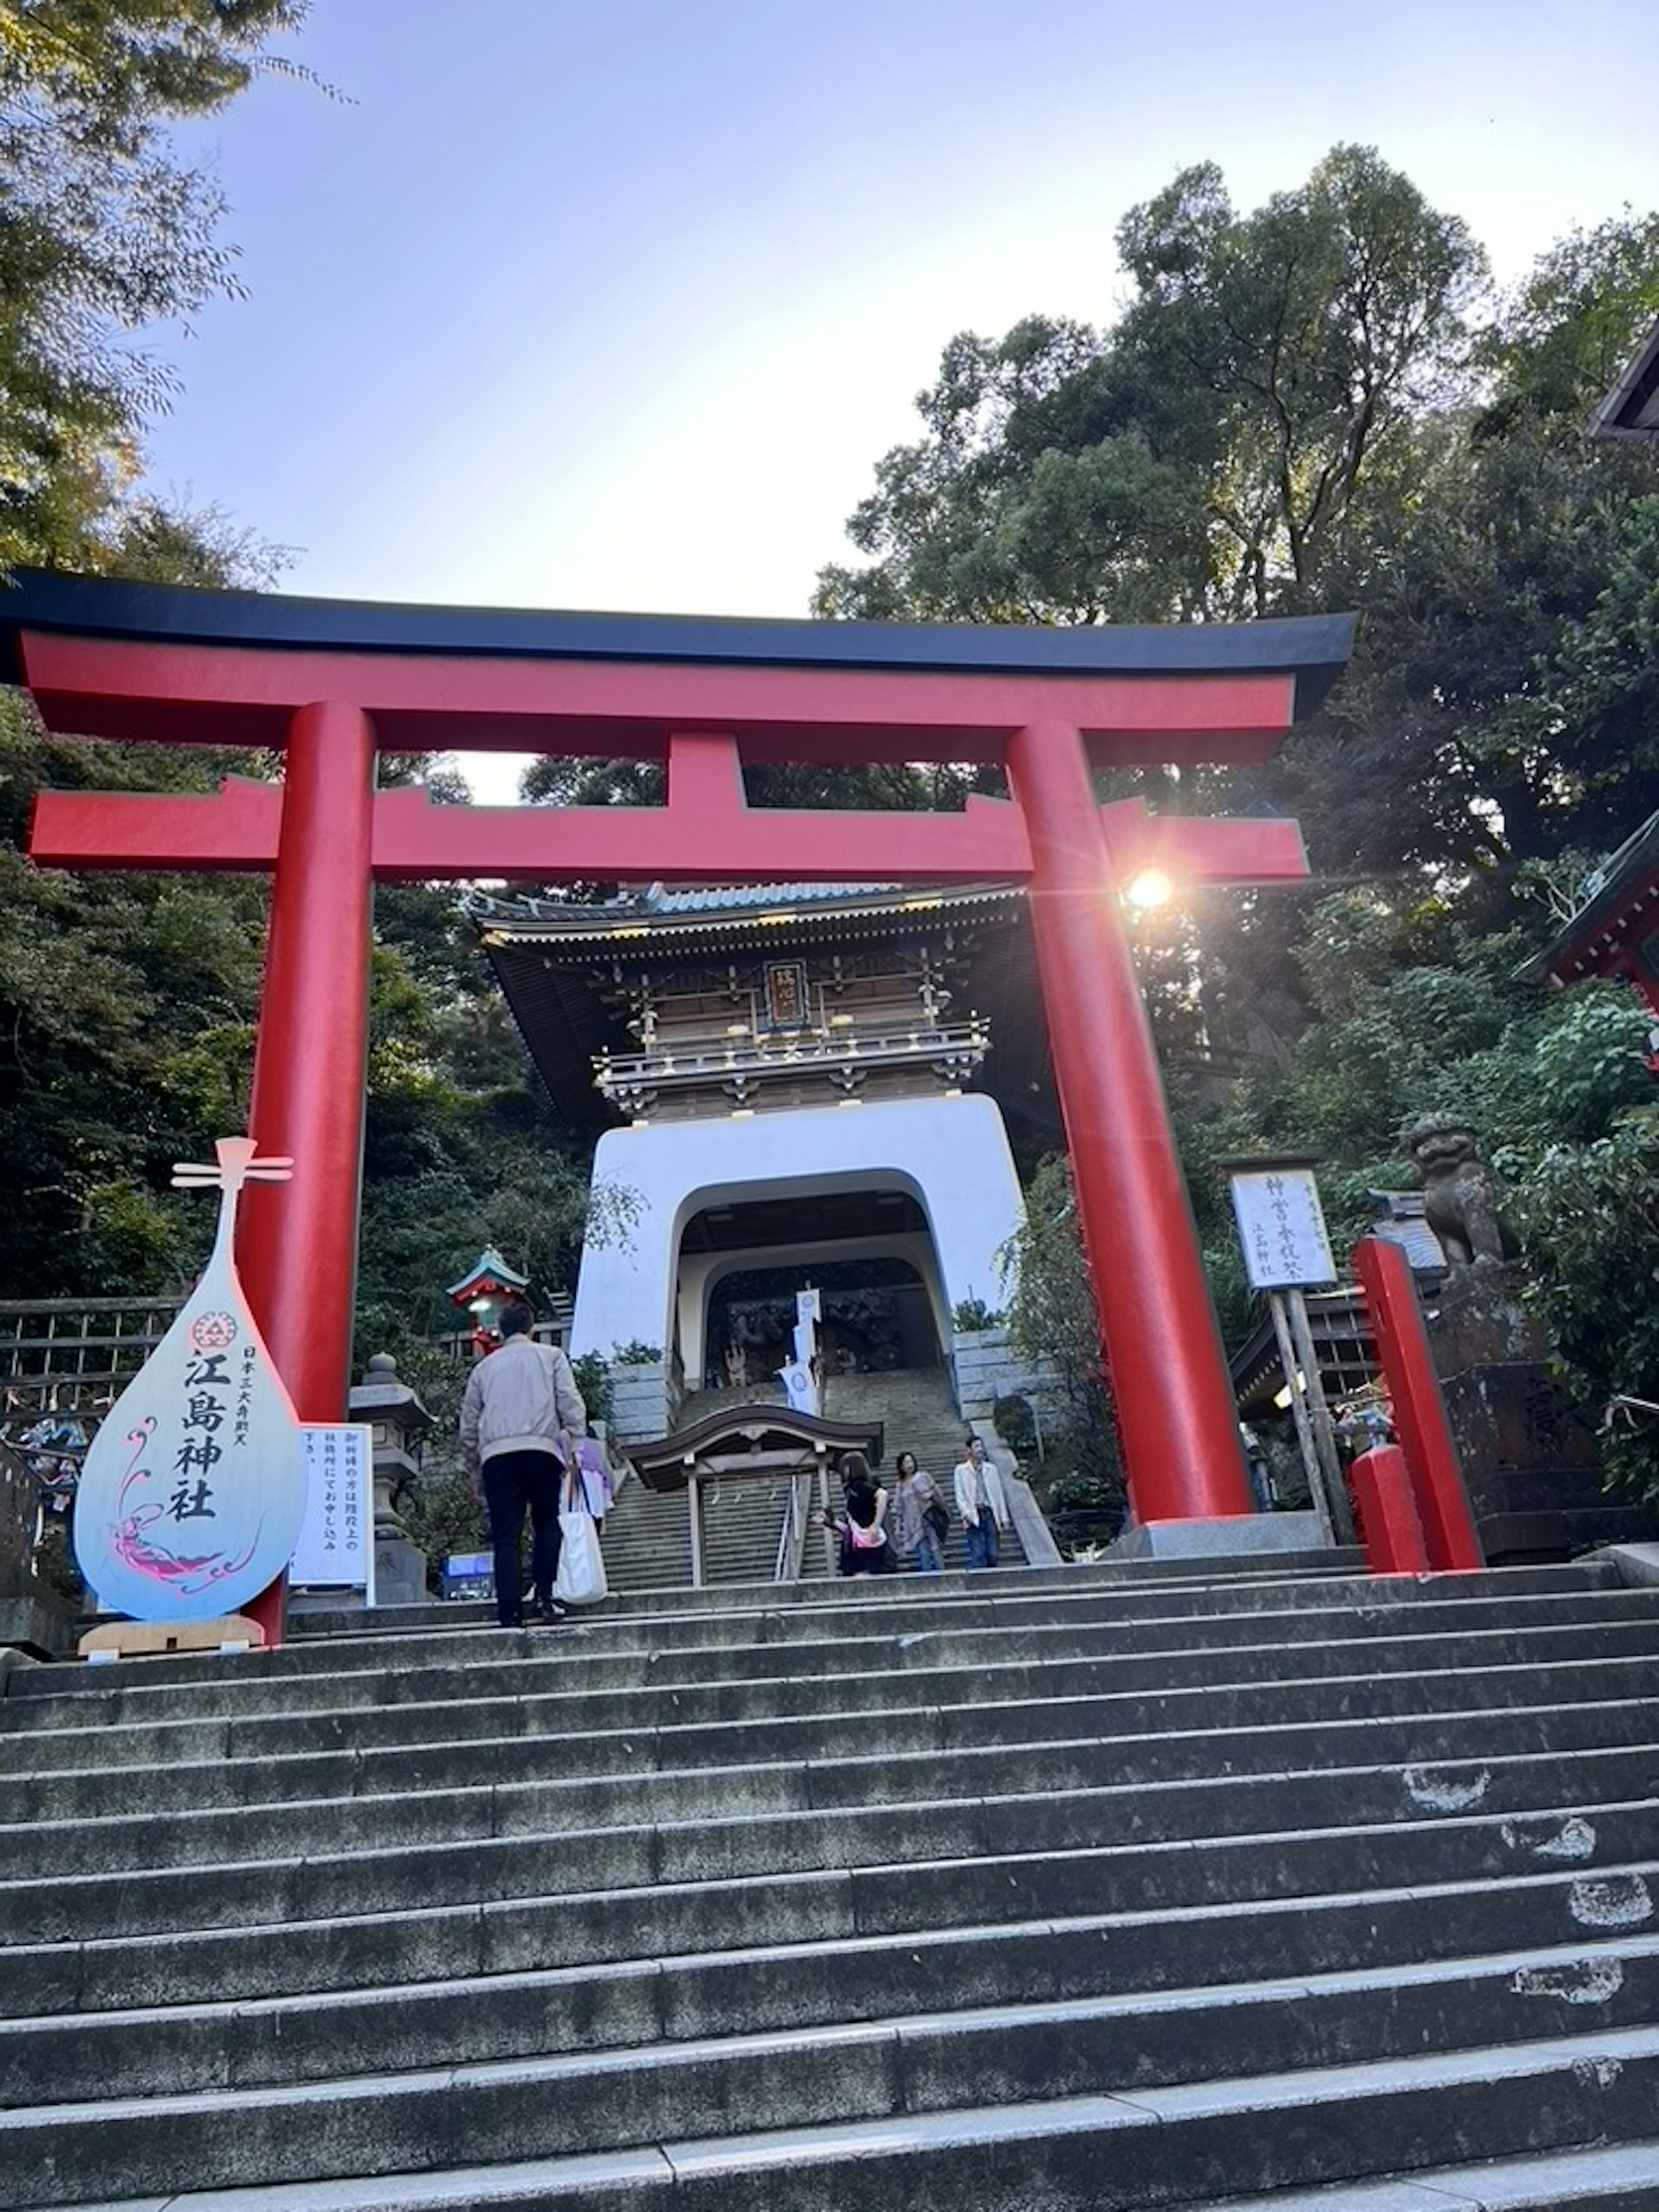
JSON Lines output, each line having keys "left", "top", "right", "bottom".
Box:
{"left": 292, "top": 1424, "right": 375, "bottom": 1598}
{"left": 1229, "top": 1167, "right": 1337, "bottom": 1290}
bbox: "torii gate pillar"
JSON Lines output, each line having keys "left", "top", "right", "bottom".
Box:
{"left": 1009, "top": 721, "right": 1248, "bottom": 1514}
{"left": 240, "top": 701, "right": 376, "bottom": 1420}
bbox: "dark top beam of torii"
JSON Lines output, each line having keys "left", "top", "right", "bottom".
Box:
{"left": 3, "top": 568, "right": 1353, "bottom": 1634}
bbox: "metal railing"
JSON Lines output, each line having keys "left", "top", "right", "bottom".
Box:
{"left": 596, "top": 1019, "right": 990, "bottom": 1107}
{"left": 772, "top": 1470, "right": 814, "bottom": 1583}
{"left": 0, "top": 1296, "right": 178, "bottom": 1416}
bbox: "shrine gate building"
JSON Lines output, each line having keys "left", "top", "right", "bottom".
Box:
{"left": 475, "top": 880, "right": 1047, "bottom": 1394}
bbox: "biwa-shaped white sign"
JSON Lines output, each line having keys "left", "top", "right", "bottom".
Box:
{"left": 73, "top": 1139, "right": 309, "bottom": 1621}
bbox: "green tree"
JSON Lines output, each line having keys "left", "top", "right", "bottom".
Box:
{"left": 0, "top": 687, "right": 274, "bottom": 1290}
{"left": 0, "top": 4, "right": 611, "bottom": 1428}
{"left": 1, "top": 0, "right": 309, "bottom": 572}
{"left": 518, "top": 751, "right": 998, "bottom": 814}
{"left": 816, "top": 147, "right": 1485, "bottom": 627}
{"left": 818, "top": 158, "right": 1659, "bottom": 1515}
{"left": 996, "top": 1153, "right": 1124, "bottom": 1510}
{"left": 1475, "top": 212, "right": 1659, "bottom": 429}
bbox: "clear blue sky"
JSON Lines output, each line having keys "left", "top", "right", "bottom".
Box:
{"left": 139, "top": 0, "right": 1656, "bottom": 793}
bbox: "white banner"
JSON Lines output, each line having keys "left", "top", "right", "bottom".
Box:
{"left": 778, "top": 1361, "right": 817, "bottom": 1417}
{"left": 291, "top": 1424, "right": 375, "bottom": 1595}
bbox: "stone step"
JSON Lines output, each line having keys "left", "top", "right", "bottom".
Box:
{"left": 13, "top": 1579, "right": 1657, "bottom": 1735}
{"left": 29, "top": 1559, "right": 1611, "bottom": 1673}
{"left": 13, "top": 1716, "right": 1659, "bottom": 1946}
{"left": 5, "top": 1699, "right": 1653, "bottom": 1893}
{"left": 4, "top": 1778, "right": 1653, "bottom": 2027}
{"left": 1162, "top": 2142, "right": 1659, "bottom": 2212}
{"left": 5, "top": 2001, "right": 1659, "bottom": 2210}
{"left": 11, "top": 1815, "right": 1654, "bottom": 2025}
{"left": 24, "top": 2140, "right": 1659, "bottom": 2212}
{"left": 795, "top": 1364, "right": 987, "bottom": 1579}
{"left": 7, "top": 1639, "right": 1659, "bottom": 1829}
{"left": 0, "top": 1563, "right": 1628, "bottom": 1716}
{"left": 3, "top": 1601, "right": 1659, "bottom": 1752}
{"left": 7, "top": 1608, "right": 1657, "bottom": 1774}
{"left": 5, "top": 1556, "right": 1656, "bottom": 2211}
{"left": 597, "top": 1466, "right": 792, "bottom": 1594}
{"left": 8, "top": 1911, "right": 1658, "bottom": 2120}
{"left": 286, "top": 1545, "right": 1371, "bottom": 1643}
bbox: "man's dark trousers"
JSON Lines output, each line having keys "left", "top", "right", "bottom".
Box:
{"left": 483, "top": 1448, "right": 563, "bottom": 1626}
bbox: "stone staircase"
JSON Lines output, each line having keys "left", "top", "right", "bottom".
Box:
{"left": 602, "top": 1367, "right": 981, "bottom": 1592}
{"left": 596, "top": 1460, "right": 792, "bottom": 1593}
{"left": 6, "top": 1557, "right": 1659, "bottom": 2207}
{"left": 817, "top": 1360, "right": 966, "bottom": 1486}
{"left": 804, "top": 1363, "right": 1011, "bottom": 1574}
{"left": 599, "top": 1379, "right": 797, "bottom": 1593}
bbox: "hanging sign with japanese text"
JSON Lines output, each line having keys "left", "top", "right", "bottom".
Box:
{"left": 72, "top": 1140, "right": 309, "bottom": 1622}
{"left": 291, "top": 1424, "right": 375, "bottom": 1595}
{"left": 1228, "top": 1165, "right": 1338, "bottom": 1291}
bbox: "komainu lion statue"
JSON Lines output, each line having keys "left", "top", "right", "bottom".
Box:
{"left": 1406, "top": 1114, "right": 1519, "bottom": 1268}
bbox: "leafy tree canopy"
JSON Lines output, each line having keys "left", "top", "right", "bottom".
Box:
{"left": 827, "top": 148, "right": 1659, "bottom": 1494}
{"left": 0, "top": 0, "right": 308, "bottom": 572}
{"left": 0, "top": 8, "right": 603, "bottom": 1359}
{"left": 816, "top": 146, "right": 1488, "bottom": 627}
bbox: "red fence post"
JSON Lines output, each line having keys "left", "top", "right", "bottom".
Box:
{"left": 1350, "top": 1443, "right": 1431, "bottom": 1575}
{"left": 1351, "top": 1236, "right": 1483, "bottom": 1572}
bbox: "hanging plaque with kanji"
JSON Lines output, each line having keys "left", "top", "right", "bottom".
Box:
{"left": 1228, "top": 1164, "right": 1338, "bottom": 1291}
{"left": 73, "top": 1138, "right": 309, "bottom": 1621}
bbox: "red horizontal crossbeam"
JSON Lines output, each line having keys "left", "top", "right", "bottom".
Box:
{"left": 15, "top": 631, "right": 1297, "bottom": 768}
{"left": 30, "top": 749, "right": 1307, "bottom": 887}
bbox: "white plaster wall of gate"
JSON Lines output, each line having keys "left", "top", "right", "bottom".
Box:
{"left": 570, "top": 1095, "right": 1024, "bottom": 1366}
{"left": 679, "top": 1230, "right": 944, "bottom": 1387}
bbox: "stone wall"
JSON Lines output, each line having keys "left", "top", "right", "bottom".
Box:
{"left": 606, "top": 1359, "right": 679, "bottom": 1447}
{"left": 950, "top": 1328, "right": 1063, "bottom": 1453}
{"left": 1424, "top": 1262, "right": 1653, "bottom": 1562}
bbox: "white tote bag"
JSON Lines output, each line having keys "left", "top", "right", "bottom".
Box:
{"left": 553, "top": 1473, "right": 608, "bottom": 1605}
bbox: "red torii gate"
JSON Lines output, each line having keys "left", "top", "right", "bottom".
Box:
{"left": 4, "top": 570, "right": 1352, "bottom": 1607}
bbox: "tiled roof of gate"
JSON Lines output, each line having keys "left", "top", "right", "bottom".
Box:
{"left": 467, "top": 880, "right": 1024, "bottom": 934}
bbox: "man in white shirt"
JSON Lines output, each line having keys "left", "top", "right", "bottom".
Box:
{"left": 459, "top": 1304, "right": 586, "bottom": 1626}
{"left": 953, "top": 1434, "right": 1011, "bottom": 1571}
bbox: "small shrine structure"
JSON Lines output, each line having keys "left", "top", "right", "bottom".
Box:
{"left": 1590, "top": 316, "right": 1659, "bottom": 442}
{"left": 626, "top": 1404, "right": 884, "bottom": 1587}
{"left": 1519, "top": 804, "right": 1659, "bottom": 1036}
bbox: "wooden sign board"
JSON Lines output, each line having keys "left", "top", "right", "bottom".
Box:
{"left": 1229, "top": 1166, "right": 1337, "bottom": 1290}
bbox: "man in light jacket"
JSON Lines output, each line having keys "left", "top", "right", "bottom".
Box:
{"left": 953, "top": 1434, "right": 1011, "bottom": 1571}
{"left": 459, "top": 1303, "right": 586, "bottom": 1626}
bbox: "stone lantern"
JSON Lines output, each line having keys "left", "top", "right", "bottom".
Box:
{"left": 348, "top": 1351, "right": 434, "bottom": 1608}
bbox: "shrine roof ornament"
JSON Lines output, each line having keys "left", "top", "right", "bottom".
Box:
{"left": 466, "top": 880, "right": 905, "bottom": 925}
{"left": 623, "top": 880, "right": 904, "bottom": 915}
